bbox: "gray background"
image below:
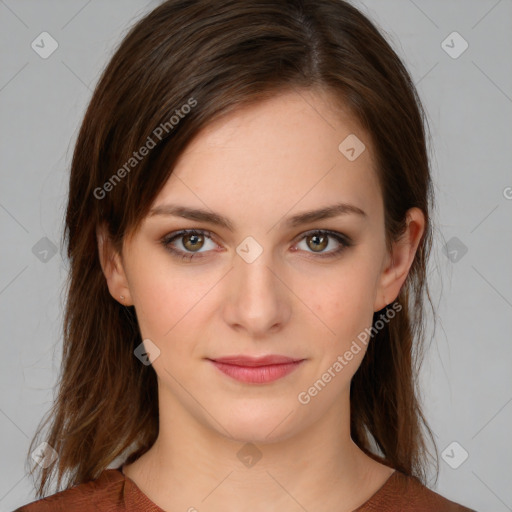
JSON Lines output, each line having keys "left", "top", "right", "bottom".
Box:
{"left": 0, "top": 0, "right": 511, "bottom": 510}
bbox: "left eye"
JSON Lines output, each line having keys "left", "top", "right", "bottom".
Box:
{"left": 161, "top": 229, "right": 351, "bottom": 261}
{"left": 294, "top": 230, "right": 351, "bottom": 258}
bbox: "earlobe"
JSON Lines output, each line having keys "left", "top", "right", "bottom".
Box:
{"left": 96, "top": 224, "right": 133, "bottom": 306}
{"left": 374, "top": 207, "right": 425, "bottom": 312}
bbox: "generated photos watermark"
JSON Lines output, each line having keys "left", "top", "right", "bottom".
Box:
{"left": 297, "top": 301, "right": 402, "bottom": 405}
{"left": 93, "top": 97, "right": 198, "bottom": 200}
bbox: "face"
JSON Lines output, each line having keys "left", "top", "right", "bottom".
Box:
{"left": 100, "top": 88, "right": 421, "bottom": 443}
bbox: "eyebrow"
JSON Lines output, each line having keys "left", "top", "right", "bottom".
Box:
{"left": 148, "top": 202, "right": 367, "bottom": 230}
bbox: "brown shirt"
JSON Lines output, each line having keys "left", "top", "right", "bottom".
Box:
{"left": 14, "top": 467, "right": 477, "bottom": 512}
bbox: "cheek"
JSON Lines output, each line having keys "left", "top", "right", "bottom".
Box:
{"left": 130, "top": 269, "right": 217, "bottom": 380}
{"left": 302, "top": 259, "right": 379, "bottom": 340}
{"left": 127, "top": 250, "right": 215, "bottom": 341}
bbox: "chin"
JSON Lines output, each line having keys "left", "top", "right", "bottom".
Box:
{"left": 210, "top": 404, "right": 304, "bottom": 445}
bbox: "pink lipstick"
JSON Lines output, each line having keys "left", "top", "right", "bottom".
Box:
{"left": 208, "top": 355, "right": 305, "bottom": 384}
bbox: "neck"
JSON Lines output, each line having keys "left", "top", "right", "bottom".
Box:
{"left": 122, "top": 382, "right": 394, "bottom": 512}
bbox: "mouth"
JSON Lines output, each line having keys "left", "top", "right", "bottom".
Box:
{"left": 206, "top": 355, "right": 306, "bottom": 384}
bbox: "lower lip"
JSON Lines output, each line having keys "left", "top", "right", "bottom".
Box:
{"left": 209, "top": 360, "right": 304, "bottom": 383}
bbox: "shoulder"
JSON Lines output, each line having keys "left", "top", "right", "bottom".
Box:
{"left": 360, "top": 470, "right": 478, "bottom": 512}
{"left": 13, "top": 469, "right": 126, "bottom": 512}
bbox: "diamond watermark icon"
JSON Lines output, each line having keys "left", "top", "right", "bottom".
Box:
{"left": 31, "top": 442, "right": 58, "bottom": 468}
{"left": 32, "top": 237, "right": 58, "bottom": 263}
{"left": 443, "top": 236, "right": 468, "bottom": 263}
{"left": 441, "top": 31, "right": 468, "bottom": 59}
{"left": 31, "top": 32, "right": 59, "bottom": 59}
{"left": 441, "top": 441, "right": 469, "bottom": 469}
{"left": 338, "top": 134, "right": 366, "bottom": 161}
{"left": 236, "top": 236, "right": 263, "bottom": 264}
{"left": 134, "top": 338, "right": 161, "bottom": 366}
{"left": 237, "top": 443, "right": 262, "bottom": 468}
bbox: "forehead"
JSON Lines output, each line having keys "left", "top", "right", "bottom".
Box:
{"left": 152, "top": 88, "right": 382, "bottom": 229}
{"left": 179, "top": 88, "right": 367, "bottom": 162}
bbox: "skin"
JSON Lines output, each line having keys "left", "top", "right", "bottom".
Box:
{"left": 98, "top": 88, "right": 425, "bottom": 512}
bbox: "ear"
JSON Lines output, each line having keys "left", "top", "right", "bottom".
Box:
{"left": 374, "top": 207, "right": 425, "bottom": 311}
{"left": 96, "top": 223, "right": 133, "bottom": 306}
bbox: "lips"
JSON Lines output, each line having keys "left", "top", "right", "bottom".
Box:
{"left": 211, "top": 355, "right": 302, "bottom": 366}
{"left": 207, "top": 355, "right": 305, "bottom": 384}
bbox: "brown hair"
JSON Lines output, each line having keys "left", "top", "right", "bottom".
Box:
{"left": 28, "top": 0, "right": 438, "bottom": 496}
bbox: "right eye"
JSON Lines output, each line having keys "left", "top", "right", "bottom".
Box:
{"left": 161, "top": 229, "right": 218, "bottom": 261}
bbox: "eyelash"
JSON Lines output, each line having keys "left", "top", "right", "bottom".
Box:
{"left": 160, "top": 229, "right": 352, "bottom": 262}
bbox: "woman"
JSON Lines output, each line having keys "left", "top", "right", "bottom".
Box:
{"left": 16, "top": 0, "right": 477, "bottom": 510}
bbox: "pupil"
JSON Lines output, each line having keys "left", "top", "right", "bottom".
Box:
{"left": 186, "top": 234, "right": 202, "bottom": 251}
{"left": 310, "top": 234, "right": 327, "bottom": 252}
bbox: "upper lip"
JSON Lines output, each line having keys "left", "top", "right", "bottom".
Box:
{"left": 208, "top": 355, "right": 304, "bottom": 366}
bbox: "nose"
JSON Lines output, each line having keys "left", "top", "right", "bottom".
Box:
{"left": 222, "top": 249, "right": 291, "bottom": 338}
